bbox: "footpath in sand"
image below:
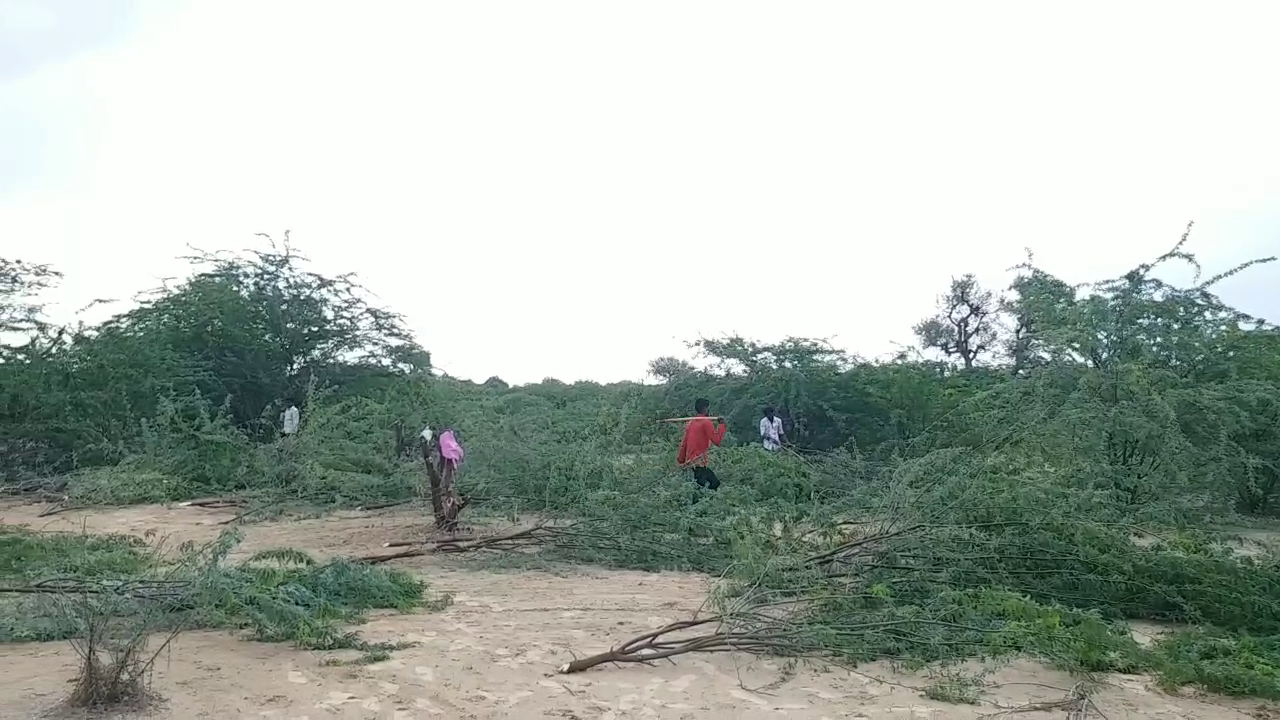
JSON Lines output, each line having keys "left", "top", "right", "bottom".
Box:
{"left": 0, "top": 502, "right": 1272, "bottom": 720}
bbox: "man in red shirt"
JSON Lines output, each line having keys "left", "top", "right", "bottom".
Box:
{"left": 677, "top": 398, "right": 728, "bottom": 490}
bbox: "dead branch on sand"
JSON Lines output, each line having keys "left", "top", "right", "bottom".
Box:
{"left": 177, "top": 497, "right": 244, "bottom": 509}
{"left": 2, "top": 478, "right": 72, "bottom": 514}
{"left": 38, "top": 498, "right": 71, "bottom": 516}
{"left": 382, "top": 533, "right": 482, "bottom": 548}
{"left": 0, "top": 577, "right": 194, "bottom": 605}
{"left": 556, "top": 616, "right": 802, "bottom": 673}
{"left": 359, "top": 523, "right": 576, "bottom": 564}
{"left": 553, "top": 519, "right": 1042, "bottom": 677}
{"left": 0, "top": 477, "right": 68, "bottom": 497}
{"left": 979, "top": 682, "right": 1104, "bottom": 719}
{"left": 356, "top": 499, "right": 415, "bottom": 511}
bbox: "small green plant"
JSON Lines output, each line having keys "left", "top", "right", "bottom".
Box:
{"left": 922, "top": 666, "right": 985, "bottom": 705}
{"left": 46, "top": 535, "right": 201, "bottom": 713}
{"left": 320, "top": 640, "right": 421, "bottom": 666}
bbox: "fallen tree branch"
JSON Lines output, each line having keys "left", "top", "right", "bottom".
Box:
{"left": 382, "top": 533, "right": 482, "bottom": 548}
{"left": 38, "top": 499, "right": 71, "bottom": 517}
{"left": 0, "top": 478, "right": 68, "bottom": 496}
{"left": 356, "top": 499, "right": 414, "bottom": 512}
{"left": 359, "top": 523, "right": 575, "bottom": 563}
{"left": 552, "top": 607, "right": 977, "bottom": 674}
{"left": 359, "top": 548, "right": 426, "bottom": 564}
{"left": 381, "top": 539, "right": 425, "bottom": 548}
{"left": 804, "top": 522, "right": 923, "bottom": 566}
{"left": 553, "top": 520, "right": 1058, "bottom": 675}
{"left": 555, "top": 604, "right": 1097, "bottom": 677}
{"left": 554, "top": 616, "right": 801, "bottom": 673}
{"left": 979, "top": 682, "right": 1104, "bottom": 719}
{"left": 177, "top": 498, "right": 244, "bottom": 509}
{"left": 428, "top": 525, "right": 556, "bottom": 553}
{"left": 0, "top": 577, "right": 194, "bottom": 605}
{"left": 216, "top": 503, "right": 278, "bottom": 526}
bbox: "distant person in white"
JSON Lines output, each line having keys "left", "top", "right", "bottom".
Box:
{"left": 281, "top": 405, "right": 300, "bottom": 435}
{"left": 759, "top": 406, "right": 785, "bottom": 451}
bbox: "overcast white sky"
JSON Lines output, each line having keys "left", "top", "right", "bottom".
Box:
{"left": 2, "top": 1, "right": 1278, "bottom": 384}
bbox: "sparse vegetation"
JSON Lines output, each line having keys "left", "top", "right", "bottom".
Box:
{"left": 2, "top": 225, "right": 1280, "bottom": 710}
{"left": 0, "top": 526, "right": 446, "bottom": 711}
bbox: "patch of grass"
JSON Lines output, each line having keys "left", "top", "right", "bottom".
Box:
{"left": 922, "top": 667, "right": 985, "bottom": 705}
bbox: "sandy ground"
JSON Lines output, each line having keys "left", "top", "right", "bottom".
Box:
{"left": 0, "top": 501, "right": 1274, "bottom": 720}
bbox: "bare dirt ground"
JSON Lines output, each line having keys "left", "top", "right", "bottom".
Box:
{"left": 1, "top": 501, "right": 1273, "bottom": 720}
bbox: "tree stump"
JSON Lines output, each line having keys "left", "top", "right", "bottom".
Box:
{"left": 420, "top": 438, "right": 464, "bottom": 534}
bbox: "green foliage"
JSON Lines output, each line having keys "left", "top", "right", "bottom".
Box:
{"left": 1151, "top": 630, "right": 1280, "bottom": 699}
{"left": 0, "top": 257, "right": 61, "bottom": 340}
{"left": 4, "top": 229, "right": 1280, "bottom": 699}
{"left": 0, "top": 530, "right": 162, "bottom": 643}
{"left": 196, "top": 544, "right": 442, "bottom": 651}
{"left": 0, "top": 527, "right": 443, "bottom": 653}
{"left": 0, "top": 236, "right": 426, "bottom": 478}
{"left": 0, "top": 528, "right": 151, "bottom": 581}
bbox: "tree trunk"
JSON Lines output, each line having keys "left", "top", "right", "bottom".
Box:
{"left": 420, "top": 440, "right": 464, "bottom": 533}
{"left": 438, "top": 460, "right": 462, "bottom": 532}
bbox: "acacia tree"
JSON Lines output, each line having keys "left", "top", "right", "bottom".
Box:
{"left": 0, "top": 235, "right": 434, "bottom": 475}
{"left": 0, "top": 258, "right": 66, "bottom": 476}
{"left": 914, "top": 274, "right": 1002, "bottom": 369}
{"left": 83, "top": 233, "right": 428, "bottom": 435}
{"left": 1001, "top": 252, "right": 1078, "bottom": 374}
{"left": 0, "top": 257, "right": 61, "bottom": 350}
{"left": 968, "top": 226, "right": 1280, "bottom": 512}
{"left": 647, "top": 356, "right": 696, "bottom": 382}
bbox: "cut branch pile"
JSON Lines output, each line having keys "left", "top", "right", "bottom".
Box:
{"left": 1, "top": 478, "right": 70, "bottom": 514}
{"left": 355, "top": 518, "right": 698, "bottom": 567}
{"left": 548, "top": 511, "right": 1185, "bottom": 683}
{"left": 553, "top": 585, "right": 1057, "bottom": 676}
{"left": 557, "top": 521, "right": 929, "bottom": 674}
{"left": 804, "top": 521, "right": 923, "bottom": 568}
{"left": 0, "top": 477, "right": 67, "bottom": 499}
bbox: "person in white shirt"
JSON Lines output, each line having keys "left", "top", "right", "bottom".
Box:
{"left": 759, "top": 406, "right": 785, "bottom": 451}
{"left": 281, "top": 405, "right": 300, "bottom": 435}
